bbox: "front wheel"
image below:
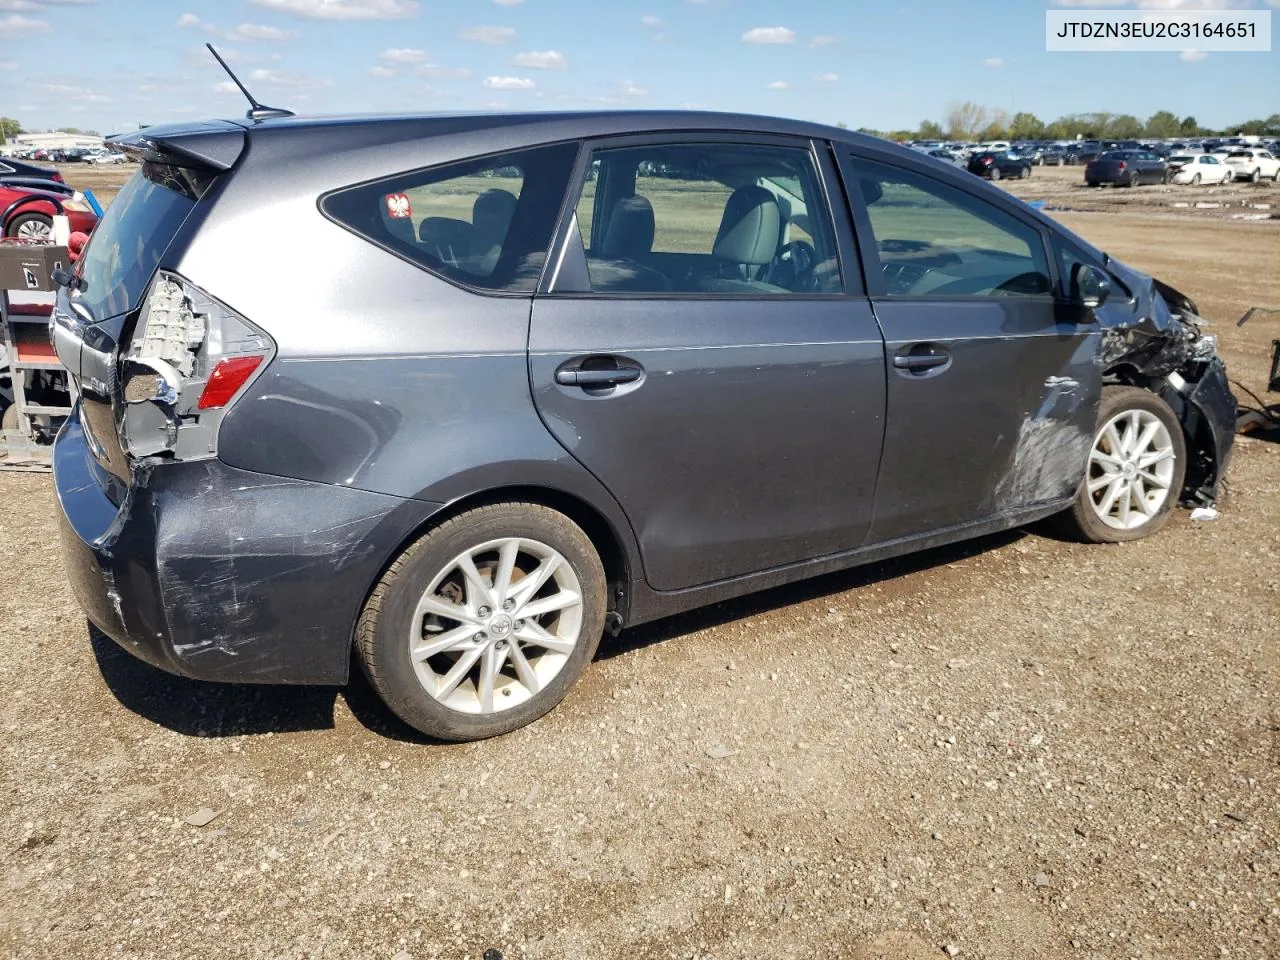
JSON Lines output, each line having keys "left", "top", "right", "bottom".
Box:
{"left": 1052, "top": 387, "right": 1187, "bottom": 544}
{"left": 356, "top": 503, "right": 608, "bottom": 741}
{"left": 1020, "top": 165, "right": 1031, "bottom": 179}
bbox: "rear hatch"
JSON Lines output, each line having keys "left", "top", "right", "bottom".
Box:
{"left": 51, "top": 123, "right": 272, "bottom": 491}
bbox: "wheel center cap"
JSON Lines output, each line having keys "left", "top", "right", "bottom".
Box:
{"left": 488, "top": 615, "right": 513, "bottom": 639}
{"left": 1121, "top": 461, "right": 1137, "bottom": 479}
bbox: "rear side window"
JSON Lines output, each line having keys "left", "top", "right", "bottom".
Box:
{"left": 73, "top": 162, "right": 208, "bottom": 322}
{"left": 323, "top": 143, "right": 579, "bottom": 294}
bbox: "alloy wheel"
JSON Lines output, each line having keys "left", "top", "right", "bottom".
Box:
{"left": 15, "top": 218, "right": 51, "bottom": 241}
{"left": 407, "top": 537, "right": 584, "bottom": 714}
{"left": 1086, "top": 410, "right": 1176, "bottom": 531}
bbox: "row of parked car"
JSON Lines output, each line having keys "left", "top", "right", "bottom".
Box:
{"left": 3, "top": 146, "right": 129, "bottom": 165}
{"left": 934, "top": 141, "right": 1280, "bottom": 188}
{"left": 913, "top": 136, "right": 1280, "bottom": 168}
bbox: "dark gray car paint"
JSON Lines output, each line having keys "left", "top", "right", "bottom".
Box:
{"left": 56, "top": 417, "right": 441, "bottom": 683}
{"left": 50, "top": 110, "right": 1236, "bottom": 687}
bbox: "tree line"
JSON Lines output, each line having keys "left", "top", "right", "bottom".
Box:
{"left": 853, "top": 103, "right": 1280, "bottom": 143}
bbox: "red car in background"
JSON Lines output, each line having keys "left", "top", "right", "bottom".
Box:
{"left": 0, "top": 182, "right": 98, "bottom": 240}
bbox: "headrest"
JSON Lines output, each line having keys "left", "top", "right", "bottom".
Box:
{"left": 601, "top": 195, "right": 656, "bottom": 259}
{"left": 472, "top": 188, "right": 518, "bottom": 246}
{"left": 713, "top": 185, "right": 781, "bottom": 266}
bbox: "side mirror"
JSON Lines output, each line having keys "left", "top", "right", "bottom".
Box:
{"left": 1072, "top": 263, "right": 1111, "bottom": 309}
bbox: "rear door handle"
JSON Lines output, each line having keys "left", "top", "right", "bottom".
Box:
{"left": 893, "top": 352, "right": 950, "bottom": 371}
{"left": 554, "top": 357, "right": 644, "bottom": 388}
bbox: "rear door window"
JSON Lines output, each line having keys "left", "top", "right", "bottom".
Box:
{"left": 322, "top": 143, "right": 579, "bottom": 294}
{"left": 567, "top": 140, "right": 842, "bottom": 295}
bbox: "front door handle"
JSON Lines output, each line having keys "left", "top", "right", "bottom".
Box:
{"left": 554, "top": 356, "right": 645, "bottom": 389}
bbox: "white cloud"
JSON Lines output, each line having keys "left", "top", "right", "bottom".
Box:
{"left": 492, "top": 0, "right": 524, "bottom": 5}
{"left": 247, "top": 0, "right": 418, "bottom": 21}
{"left": 766, "top": 80, "right": 788, "bottom": 89}
{"left": 0, "top": 13, "right": 49, "bottom": 35}
{"left": 983, "top": 57, "right": 1005, "bottom": 67}
{"left": 815, "top": 72, "right": 838, "bottom": 82}
{"left": 213, "top": 80, "right": 239, "bottom": 94}
{"left": 176, "top": 12, "right": 201, "bottom": 28}
{"left": 368, "top": 64, "right": 395, "bottom": 77}
{"left": 0, "top": 0, "right": 94, "bottom": 9}
{"left": 462, "top": 25, "right": 515, "bottom": 43}
{"left": 622, "top": 79, "right": 647, "bottom": 97}
{"left": 417, "top": 63, "right": 471, "bottom": 77}
{"left": 248, "top": 67, "right": 331, "bottom": 90}
{"left": 809, "top": 34, "right": 840, "bottom": 47}
{"left": 641, "top": 15, "right": 661, "bottom": 27}
{"left": 379, "top": 47, "right": 427, "bottom": 62}
{"left": 510, "top": 49, "right": 567, "bottom": 69}
{"left": 1179, "top": 48, "right": 1209, "bottom": 60}
{"left": 483, "top": 75, "right": 534, "bottom": 90}
{"left": 227, "top": 23, "right": 298, "bottom": 41}
{"left": 0, "top": 59, "right": 15, "bottom": 70}
{"left": 742, "top": 26, "right": 795, "bottom": 44}
{"left": 1053, "top": 1, "right": 1256, "bottom": 6}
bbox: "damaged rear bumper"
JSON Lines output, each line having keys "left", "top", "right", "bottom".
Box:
{"left": 54, "top": 415, "right": 441, "bottom": 685}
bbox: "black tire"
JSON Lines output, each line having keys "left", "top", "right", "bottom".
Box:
{"left": 990, "top": 166, "right": 1001, "bottom": 181}
{"left": 1020, "top": 165, "right": 1031, "bottom": 179}
{"left": 1250, "top": 168, "right": 1261, "bottom": 182}
{"left": 4, "top": 211, "right": 52, "bottom": 240}
{"left": 1127, "top": 171, "right": 1140, "bottom": 188}
{"left": 1191, "top": 173, "right": 1201, "bottom": 185}
{"left": 1051, "top": 386, "right": 1187, "bottom": 544}
{"left": 356, "top": 502, "right": 607, "bottom": 741}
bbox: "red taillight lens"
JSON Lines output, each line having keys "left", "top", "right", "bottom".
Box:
{"left": 53, "top": 173, "right": 65, "bottom": 183}
{"left": 198, "top": 356, "right": 264, "bottom": 409}
{"left": 983, "top": 157, "right": 993, "bottom": 165}
{"left": 1117, "top": 162, "right": 1126, "bottom": 171}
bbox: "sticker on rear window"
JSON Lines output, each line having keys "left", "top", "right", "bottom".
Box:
{"left": 385, "top": 193, "right": 412, "bottom": 219}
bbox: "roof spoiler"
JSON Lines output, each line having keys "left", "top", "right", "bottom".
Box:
{"left": 108, "top": 122, "right": 247, "bottom": 172}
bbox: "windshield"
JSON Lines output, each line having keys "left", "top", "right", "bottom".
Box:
{"left": 1226, "top": 151, "right": 1251, "bottom": 159}
{"left": 73, "top": 161, "right": 209, "bottom": 322}
{"left": 1169, "top": 156, "right": 1193, "bottom": 164}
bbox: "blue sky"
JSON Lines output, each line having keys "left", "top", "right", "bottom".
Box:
{"left": 0, "top": 0, "right": 1275, "bottom": 136}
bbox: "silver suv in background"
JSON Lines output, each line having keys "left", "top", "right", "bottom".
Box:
{"left": 53, "top": 111, "right": 1235, "bottom": 741}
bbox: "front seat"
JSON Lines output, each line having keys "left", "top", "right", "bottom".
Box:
{"left": 699, "top": 185, "right": 786, "bottom": 293}
{"left": 587, "top": 195, "right": 670, "bottom": 291}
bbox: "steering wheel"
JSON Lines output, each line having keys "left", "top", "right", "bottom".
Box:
{"left": 761, "top": 239, "right": 817, "bottom": 290}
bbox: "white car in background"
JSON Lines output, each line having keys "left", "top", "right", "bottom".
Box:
{"left": 1222, "top": 149, "right": 1280, "bottom": 182}
{"left": 84, "top": 150, "right": 127, "bottom": 165}
{"left": 1167, "top": 154, "right": 1233, "bottom": 185}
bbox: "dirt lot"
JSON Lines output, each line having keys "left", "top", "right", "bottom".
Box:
{"left": 1, "top": 163, "right": 1277, "bottom": 960}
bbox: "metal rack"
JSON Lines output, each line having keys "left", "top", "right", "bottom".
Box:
{"left": 1, "top": 270, "right": 73, "bottom": 472}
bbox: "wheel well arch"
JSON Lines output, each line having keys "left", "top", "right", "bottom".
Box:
{"left": 358, "top": 485, "right": 635, "bottom": 640}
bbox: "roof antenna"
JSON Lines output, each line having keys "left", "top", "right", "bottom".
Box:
{"left": 206, "top": 42, "right": 295, "bottom": 121}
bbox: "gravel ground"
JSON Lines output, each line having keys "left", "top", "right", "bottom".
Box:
{"left": 0, "top": 165, "right": 1277, "bottom": 960}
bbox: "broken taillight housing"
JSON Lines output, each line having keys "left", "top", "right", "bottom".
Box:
{"left": 119, "top": 272, "right": 274, "bottom": 461}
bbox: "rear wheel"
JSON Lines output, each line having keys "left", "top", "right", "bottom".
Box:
{"left": 1128, "top": 171, "right": 1140, "bottom": 188}
{"left": 356, "top": 503, "right": 608, "bottom": 741}
{"left": 1052, "top": 387, "right": 1186, "bottom": 544}
{"left": 5, "top": 212, "right": 52, "bottom": 241}
{"left": 1020, "top": 165, "right": 1031, "bottom": 179}
{"left": 990, "top": 166, "right": 1001, "bottom": 181}
{"left": 1191, "top": 173, "right": 1201, "bottom": 186}
{"left": 1250, "top": 168, "right": 1261, "bottom": 182}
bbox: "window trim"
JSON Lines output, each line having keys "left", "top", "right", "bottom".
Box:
{"left": 838, "top": 149, "right": 1060, "bottom": 302}
{"left": 540, "top": 132, "right": 859, "bottom": 300}
{"left": 318, "top": 138, "right": 584, "bottom": 299}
